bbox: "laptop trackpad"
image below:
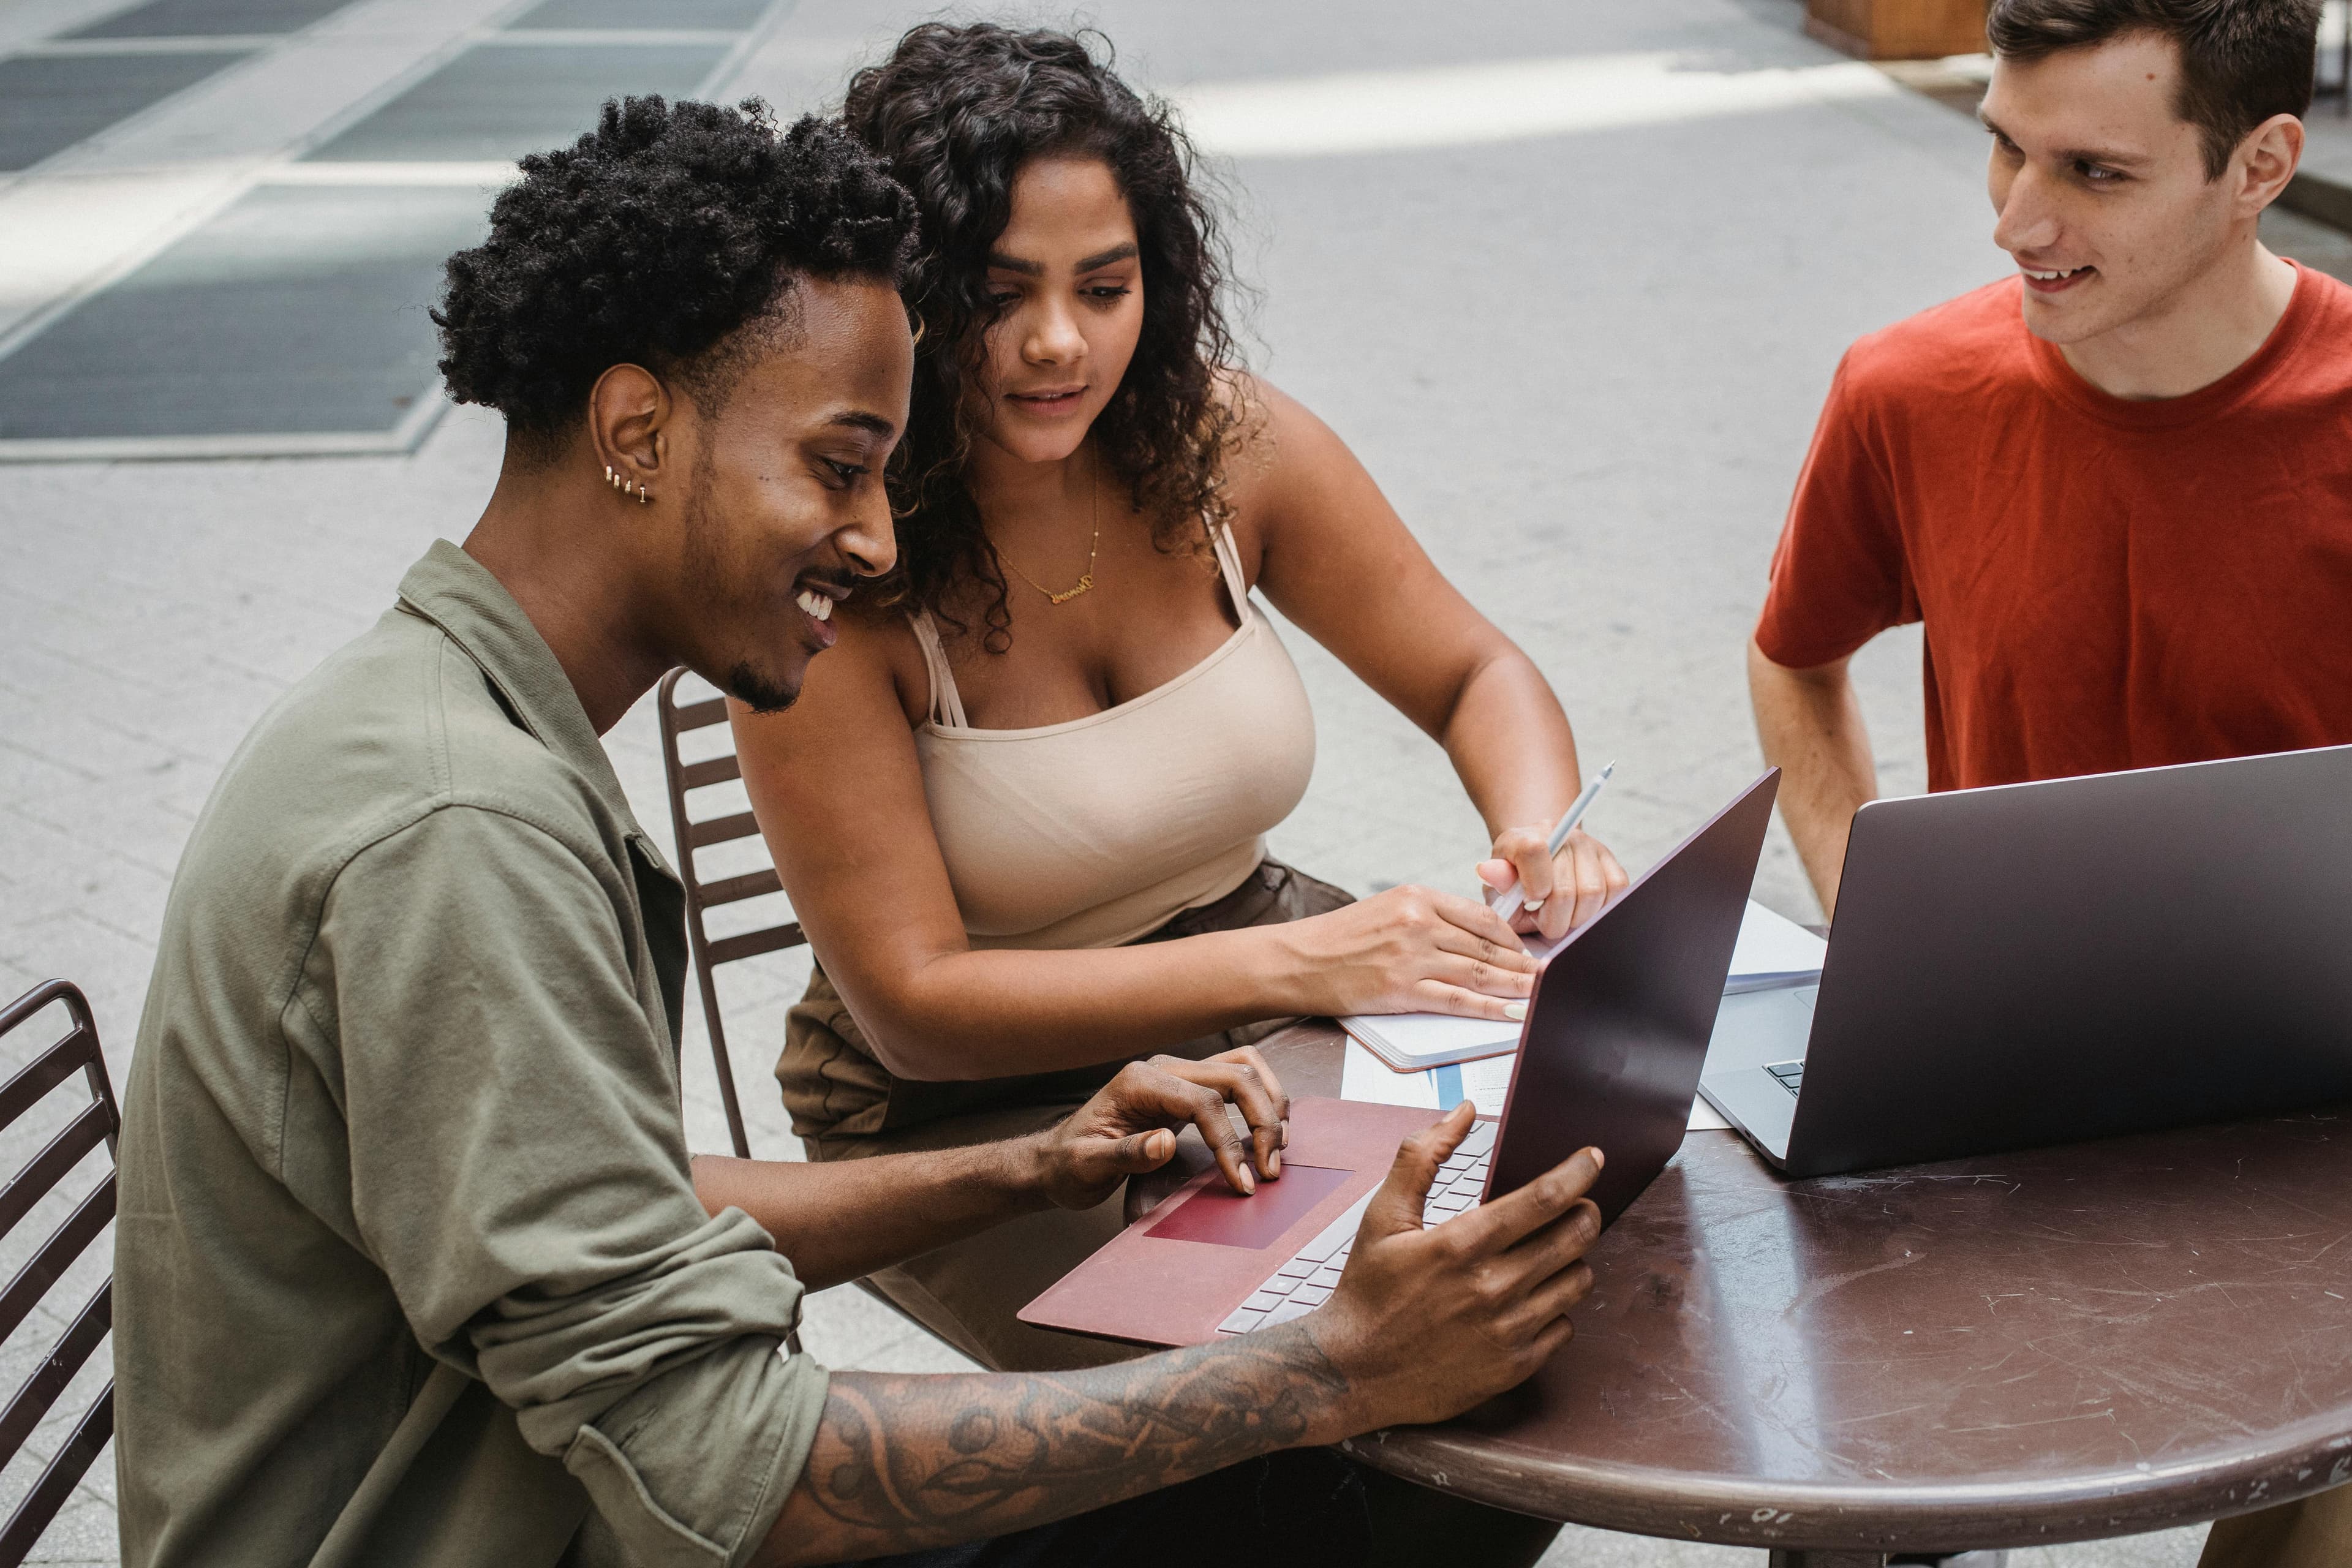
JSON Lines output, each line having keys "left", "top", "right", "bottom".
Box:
{"left": 1144, "top": 1164, "right": 1352, "bottom": 1249}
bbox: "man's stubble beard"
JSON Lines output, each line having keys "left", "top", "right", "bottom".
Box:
{"left": 726, "top": 658, "right": 798, "bottom": 715}
{"left": 680, "top": 471, "right": 802, "bottom": 717}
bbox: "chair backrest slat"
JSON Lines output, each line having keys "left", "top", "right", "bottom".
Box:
{"left": 0, "top": 1182, "right": 113, "bottom": 1351}
{"left": 656, "top": 669, "right": 810, "bottom": 1164}
{"left": 0, "top": 1101, "right": 111, "bottom": 1240}
{"left": 0, "top": 1282, "right": 107, "bottom": 1468}
{"left": 0, "top": 1387, "right": 111, "bottom": 1565}
{"left": 698, "top": 868, "right": 782, "bottom": 908}
{"left": 706, "top": 924, "right": 805, "bottom": 966}
{"left": 679, "top": 754, "right": 741, "bottom": 790}
{"left": 685, "top": 810, "right": 762, "bottom": 850}
{"left": 671, "top": 695, "right": 729, "bottom": 731}
{"left": 0, "top": 980, "right": 121, "bottom": 1567}
{"left": 0, "top": 1041, "right": 90, "bottom": 1140}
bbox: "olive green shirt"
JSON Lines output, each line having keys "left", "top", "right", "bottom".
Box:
{"left": 114, "top": 540, "right": 827, "bottom": 1568}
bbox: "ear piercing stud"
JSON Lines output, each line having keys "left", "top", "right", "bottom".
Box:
{"left": 603, "top": 464, "right": 650, "bottom": 505}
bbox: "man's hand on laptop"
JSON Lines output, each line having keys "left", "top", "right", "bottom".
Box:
{"left": 1311, "top": 1102, "right": 1604, "bottom": 1424}
{"left": 1028, "top": 1046, "right": 1291, "bottom": 1212}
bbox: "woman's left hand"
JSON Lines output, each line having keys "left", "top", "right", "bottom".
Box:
{"left": 1477, "top": 826, "right": 1629, "bottom": 943}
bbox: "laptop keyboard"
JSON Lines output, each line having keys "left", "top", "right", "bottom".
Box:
{"left": 1216, "top": 1121, "right": 1497, "bottom": 1336}
{"left": 1766, "top": 1059, "right": 1805, "bottom": 1097}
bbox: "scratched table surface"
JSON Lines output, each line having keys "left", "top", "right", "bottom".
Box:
{"left": 1217, "top": 1024, "right": 2352, "bottom": 1558}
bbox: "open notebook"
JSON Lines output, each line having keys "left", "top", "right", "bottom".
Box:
{"left": 1340, "top": 899, "right": 1825, "bottom": 1072}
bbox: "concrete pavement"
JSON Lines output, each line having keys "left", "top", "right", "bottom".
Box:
{"left": 1, "top": 0, "right": 2332, "bottom": 1561}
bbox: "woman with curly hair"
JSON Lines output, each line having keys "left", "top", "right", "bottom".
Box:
{"left": 733, "top": 23, "right": 1625, "bottom": 1378}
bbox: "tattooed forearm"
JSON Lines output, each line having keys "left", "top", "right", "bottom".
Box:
{"left": 753, "top": 1323, "right": 1355, "bottom": 1567}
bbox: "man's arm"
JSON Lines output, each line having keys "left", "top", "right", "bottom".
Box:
{"left": 753, "top": 1106, "right": 1605, "bottom": 1567}
{"left": 1747, "top": 638, "right": 1878, "bottom": 918}
{"left": 767, "top": 1329, "right": 1347, "bottom": 1565}
{"left": 693, "top": 1049, "right": 1292, "bottom": 1290}
{"left": 692, "top": 1140, "right": 1050, "bottom": 1294}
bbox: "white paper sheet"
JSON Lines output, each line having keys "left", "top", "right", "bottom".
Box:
{"left": 1727, "top": 899, "right": 1828, "bottom": 988}
{"left": 1340, "top": 900, "right": 1823, "bottom": 1070}
{"left": 1340, "top": 1040, "right": 1729, "bottom": 1129}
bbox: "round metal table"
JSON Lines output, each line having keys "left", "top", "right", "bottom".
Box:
{"left": 1174, "top": 1023, "right": 2352, "bottom": 1565}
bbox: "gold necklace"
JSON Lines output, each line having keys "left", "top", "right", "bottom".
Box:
{"left": 1001, "top": 454, "right": 1099, "bottom": 606}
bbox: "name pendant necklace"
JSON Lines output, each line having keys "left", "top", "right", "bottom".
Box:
{"left": 1003, "top": 450, "right": 1099, "bottom": 606}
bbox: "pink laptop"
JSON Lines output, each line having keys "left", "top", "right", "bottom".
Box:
{"left": 1021, "top": 772, "right": 1779, "bottom": 1349}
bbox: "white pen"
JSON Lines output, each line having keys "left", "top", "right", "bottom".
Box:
{"left": 1487, "top": 762, "right": 1615, "bottom": 914}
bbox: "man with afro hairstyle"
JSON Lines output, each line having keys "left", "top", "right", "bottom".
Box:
{"left": 111, "top": 96, "right": 1611, "bottom": 1568}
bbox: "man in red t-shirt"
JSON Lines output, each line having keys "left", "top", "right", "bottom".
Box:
{"left": 1751, "top": 0, "right": 2352, "bottom": 916}
{"left": 1751, "top": 4, "right": 2349, "bottom": 1564}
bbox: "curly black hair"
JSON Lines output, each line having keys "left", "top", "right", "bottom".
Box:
{"left": 843, "top": 23, "right": 1249, "bottom": 650}
{"left": 436, "top": 96, "right": 919, "bottom": 457}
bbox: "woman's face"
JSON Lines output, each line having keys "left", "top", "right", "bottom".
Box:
{"left": 971, "top": 154, "right": 1144, "bottom": 466}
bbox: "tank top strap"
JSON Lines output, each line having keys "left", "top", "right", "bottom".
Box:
{"left": 906, "top": 610, "right": 968, "bottom": 729}
{"left": 1208, "top": 519, "right": 1251, "bottom": 619}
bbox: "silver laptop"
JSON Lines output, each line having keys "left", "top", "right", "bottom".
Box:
{"left": 1701, "top": 744, "right": 2352, "bottom": 1178}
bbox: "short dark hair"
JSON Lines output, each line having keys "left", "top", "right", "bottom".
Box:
{"left": 1988, "top": 0, "right": 2322, "bottom": 178}
{"left": 435, "top": 96, "right": 919, "bottom": 457}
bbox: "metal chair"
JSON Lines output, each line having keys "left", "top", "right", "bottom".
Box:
{"left": 0, "top": 981, "right": 121, "bottom": 1566}
{"left": 654, "top": 671, "right": 946, "bottom": 1353}
{"left": 657, "top": 666, "right": 805, "bottom": 1159}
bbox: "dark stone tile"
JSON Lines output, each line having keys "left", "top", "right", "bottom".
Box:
{"left": 66, "top": 0, "right": 350, "bottom": 40}
{"left": 0, "top": 184, "right": 489, "bottom": 442}
{"left": 0, "top": 51, "right": 243, "bottom": 172}
{"left": 303, "top": 42, "right": 731, "bottom": 164}
{"left": 507, "top": 0, "right": 774, "bottom": 29}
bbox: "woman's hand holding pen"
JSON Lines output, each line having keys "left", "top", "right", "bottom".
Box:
{"left": 1476, "top": 763, "right": 1629, "bottom": 943}
{"left": 1273, "top": 886, "right": 1539, "bottom": 1022}
{"left": 1479, "top": 825, "right": 1629, "bottom": 942}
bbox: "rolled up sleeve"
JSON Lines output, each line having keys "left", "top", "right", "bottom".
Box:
{"left": 309, "top": 805, "right": 824, "bottom": 1567}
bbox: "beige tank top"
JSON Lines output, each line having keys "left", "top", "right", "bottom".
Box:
{"left": 908, "top": 522, "right": 1317, "bottom": 951}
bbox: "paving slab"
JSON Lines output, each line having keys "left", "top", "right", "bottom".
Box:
{"left": 66, "top": 0, "right": 353, "bottom": 39}
{"left": 2299, "top": 105, "right": 2352, "bottom": 199}
{"left": 0, "top": 51, "right": 248, "bottom": 173}
{"left": 301, "top": 39, "right": 736, "bottom": 163}
{"left": 0, "top": 183, "right": 486, "bottom": 449}
{"left": 2, "top": 0, "right": 2343, "bottom": 1561}
{"left": 507, "top": 0, "right": 772, "bottom": 29}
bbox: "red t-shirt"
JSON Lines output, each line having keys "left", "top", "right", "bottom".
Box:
{"left": 1754, "top": 262, "right": 2352, "bottom": 791}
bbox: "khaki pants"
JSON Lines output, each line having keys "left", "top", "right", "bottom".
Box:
{"left": 2201, "top": 1484, "right": 2352, "bottom": 1568}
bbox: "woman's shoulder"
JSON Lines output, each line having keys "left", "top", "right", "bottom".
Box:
{"left": 1215, "top": 370, "right": 1353, "bottom": 535}
{"left": 821, "top": 595, "right": 933, "bottom": 729}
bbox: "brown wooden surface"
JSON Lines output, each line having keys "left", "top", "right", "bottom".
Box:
{"left": 1173, "top": 1022, "right": 2352, "bottom": 1555}
{"left": 1805, "top": 0, "right": 1986, "bottom": 60}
